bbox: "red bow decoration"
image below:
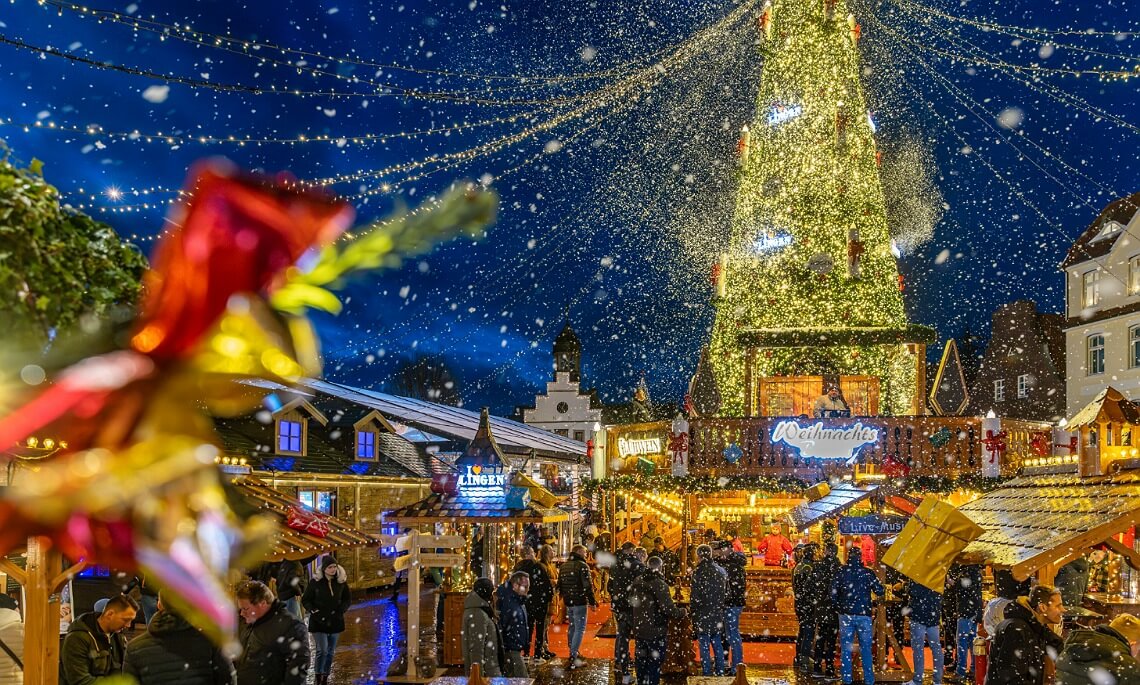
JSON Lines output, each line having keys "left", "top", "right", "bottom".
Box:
{"left": 1029, "top": 432, "right": 1050, "bottom": 457}
{"left": 983, "top": 430, "right": 1008, "bottom": 464}
{"left": 882, "top": 453, "right": 910, "bottom": 478}
{"left": 287, "top": 507, "right": 331, "bottom": 539}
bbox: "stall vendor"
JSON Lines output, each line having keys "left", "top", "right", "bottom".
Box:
{"left": 756, "top": 524, "right": 794, "bottom": 567}
{"left": 813, "top": 385, "right": 849, "bottom": 417}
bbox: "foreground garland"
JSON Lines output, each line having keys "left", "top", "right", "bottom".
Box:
{"left": 581, "top": 472, "right": 1010, "bottom": 498}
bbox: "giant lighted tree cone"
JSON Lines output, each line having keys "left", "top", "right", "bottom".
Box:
{"left": 707, "top": 0, "right": 923, "bottom": 416}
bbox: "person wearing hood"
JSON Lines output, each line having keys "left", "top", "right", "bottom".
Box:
{"left": 496, "top": 571, "right": 531, "bottom": 677}
{"left": 691, "top": 544, "right": 728, "bottom": 677}
{"left": 812, "top": 542, "right": 841, "bottom": 679}
{"left": 60, "top": 593, "right": 138, "bottom": 685}
{"left": 609, "top": 543, "right": 646, "bottom": 685}
{"left": 513, "top": 545, "right": 553, "bottom": 663}
{"left": 831, "top": 547, "right": 885, "bottom": 685}
{"left": 793, "top": 543, "right": 818, "bottom": 672}
{"left": 1057, "top": 613, "right": 1140, "bottom": 685}
{"left": 0, "top": 595, "right": 23, "bottom": 685}
{"left": 234, "top": 580, "right": 309, "bottom": 685}
{"left": 629, "top": 556, "right": 686, "bottom": 685}
{"left": 123, "top": 593, "right": 236, "bottom": 685}
{"left": 557, "top": 544, "right": 596, "bottom": 669}
{"left": 301, "top": 557, "right": 352, "bottom": 685}
{"left": 986, "top": 585, "right": 1064, "bottom": 685}
{"left": 462, "top": 578, "right": 504, "bottom": 678}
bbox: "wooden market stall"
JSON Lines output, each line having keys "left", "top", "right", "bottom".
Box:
{"left": 384, "top": 409, "right": 570, "bottom": 667}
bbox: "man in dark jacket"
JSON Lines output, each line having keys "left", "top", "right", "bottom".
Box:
{"left": 884, "top": 565, "right": 908, "bottom": 667}
{"left": 124, "top": 594, "right": 236, "bottom": 685}
{"left": 986, "top": 585, "right": 1065, "bottom": 685}
{"left": 1057, "top": 613, "right": 1140, "bottom": 685}
{"left": 691, "top": 544, "right": 728, "bottom": 676}
{"left": 812, "top": 542, "right": 841, "bottom": 679}
{"left": 793, "top": 543, "right": 818, "bottom": 672}
{"left": 557, "top": 544, "right": 596, "bottom": 669}
{"left": 497, "top": 571, "right": 531, "bottom": 677}
{"left": 908, "top": 579, "right": 945, "bottom": 685}
{"left": 275, "top": 560, "right": 306, "bottom": 620}
{"left": 831, "top": 548, "right": 884, "bottom": 685}
{"left": 951, "top": 563, "right": 984, "bottom": 681}
{"left": 234, "top": 580, "right": 310, "bottom": 685}
{"left": 609, "top": 543, "right": 646, "bottom": 684}
{"left": 718, "top": 543, "right": 748, "bottom": 672}
{"left": 60, "top": 594, "right": 138, "bottom": 685}
{"left": 629, "top": 556, "right": 686, "bottom": 685}
{"left": 513, "top": 546, "right": 554, "bottom": 663}
{"left": 653, "top": 538, "right": 680, "bottom": 584}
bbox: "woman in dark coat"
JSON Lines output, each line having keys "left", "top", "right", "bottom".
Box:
{"left": 986, "top": 585, "right": 1065, "bottom": 685}
{"left": 301, "top": 557, "right": 352, "bottom": 685}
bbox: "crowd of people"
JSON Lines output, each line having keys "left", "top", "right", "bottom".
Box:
{"left": 0, "top": 554, "right": 353, "bottom": 685}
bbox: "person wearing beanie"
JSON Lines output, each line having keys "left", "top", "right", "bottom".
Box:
{"left": 301, "top": 557, "right": 352, "bottom": 685}
{"left": 462, "top": 578, "right": 504, "bottom": 678}
{"left": 0, "top": 594, "right": 23, "bottom": 685}
{"left": 1056, "top": 613, "right": 1140, "bottom": 685}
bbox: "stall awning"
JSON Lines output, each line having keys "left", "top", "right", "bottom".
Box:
{"left": 231, "top": 476, "right": 379, "bottom": 561}
{"left": 788, "top": 483, "right": 879, "bottom": 532}
{"left": 958, "top": 472, "right": 1140, "bottom": 579}
{"left": 1067, "top": 386, "right": 1140, "bottom": 428}
{"left": 385, "top": 491, "right": 569, "bottom": 524}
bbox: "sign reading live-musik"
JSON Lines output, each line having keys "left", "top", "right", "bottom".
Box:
{"left": 839, "top": 514, "right": 909, "bottom": 536}
{"left": 770, "top": 419, "right": 880, "bottom": 462}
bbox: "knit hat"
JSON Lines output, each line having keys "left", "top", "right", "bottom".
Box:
{"left": 1111, "top": 614, "right": 1140, "bottom": 645}
{"left": 473, "top": 577, "right": 495, "bottom": 603}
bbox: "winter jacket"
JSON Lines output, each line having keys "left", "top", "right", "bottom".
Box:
{"left": 495, "top": 582, "right": 529, "bottom": 652}
{"left": 235, "top": 600, "right": 309, "bottom": 685}
{"left": 514, "top": 559, "right": 554, "bottom": 615}
{"left": 756, "top": 533, "right": 793, "bottom": 567}
{"left": 720, "top": 552, "right": 748, "bottom": 608}
{"left": 812, "top": 554, "right": 841, "bottom": 612}
{"left": 275, "top": 561, "right": 307, "bottom": 602}
{"left": 985, "top": 597, "right": 1064, "bottom": 685}
{"left": 0, "top": 607, "right": 23, "bottom": 685}
{"left": 557, "top": 553, "right": 596, "bottom": 607}
{"left": 952, "top": 565, "right": 984, "bottom": 623}
{"left": 123, "top": 609, "right": 236, "bottom": 685}
{"left": 830, "top": 557, "right": 884, "bottom": 617}
{"left": 793, "top": 560, "right": 816, "bottom": 619}
{"left": 1055, "top": 558, "right": 1091, "bottom": 611}
{"left": 60, "top": 612, "right": 128, "bottom": 685}
{"left": 690, "top": 558, "right": 727, "bottom": 635}
{"left": 301, "top": 574, "right": 352, "bottom": 634}
{"left": 1056, "top": 625, "right": 1140, "bottom": 685}
{"left": 608, "top": 551, "right": 646, "bottom": 613}
{"left": 461, "top": 591, "right": 502, "bottom": 677}
{"left": 629, "top": 569, "right": 685, "bottom": 642}
{"left": 907, "top": 581, "right": 944, "bottom": 627}
{"left": 655, "top": 548, "right": 681, "bottom": 584}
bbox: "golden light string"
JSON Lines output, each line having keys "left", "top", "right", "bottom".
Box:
{"left": 897, "top": 11, "right": 1140, "bottom": 137}
{"left": 1, "top": 108, "right": 552, "bottom": 148}
{"left": 872, "top": 12, "right": 1122, "bottom": 213}
{"left": 0, "top": 35, "right": 602, "bottom": 107}
{"left": 888, "top": 0, "right": 1140, "bottom": 39}
{"left": 886, "top": 0, "right": 1140, "bottom": 67}
{"left": 40, "top": 0, "right": 658, "bottom": 84}
{"left": 874, "top": 15, "right": 1140, "bottom": 281}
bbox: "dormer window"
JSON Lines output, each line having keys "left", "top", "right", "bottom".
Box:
{"left": 356, "top": 429, "right": 377, "bottom": 460}
{"left": 277, "top": 419, "right": 303, "bottom": 454}
{"left": 1092, "top": 220, "right": 1124, "bottom": 242}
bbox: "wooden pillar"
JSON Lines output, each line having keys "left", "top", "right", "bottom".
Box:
{"left": 912, "top": 343, "right": 927, "bottom": 417}
{"left": 744, "top": 347, "right": 757, "bottom": 418}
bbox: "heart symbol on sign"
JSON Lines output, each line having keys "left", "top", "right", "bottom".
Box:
{"left": 471, "top": 465, "right": 482, "bottom": 475}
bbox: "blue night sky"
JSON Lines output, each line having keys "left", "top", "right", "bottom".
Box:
{"left": 2, "top": 0, "right": 1138, "bottom": 414}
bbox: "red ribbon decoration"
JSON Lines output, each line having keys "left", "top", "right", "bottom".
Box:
{"left": 983, "top": 430, "right": 1008, "bottom": 464}
{"left": 287, "top": 507, "right": 331, "bottom": 539}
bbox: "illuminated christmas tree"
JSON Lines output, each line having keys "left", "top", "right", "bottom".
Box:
{"left": 707, "top": 0, "right": 934, "bottom": 417}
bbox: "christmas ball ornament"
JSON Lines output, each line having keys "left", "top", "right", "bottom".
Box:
{"left": 806, "top": 252, "right": 834, "bottom": 275}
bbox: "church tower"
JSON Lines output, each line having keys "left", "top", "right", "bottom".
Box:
{"left": 707, "top": 0, "right": 933, "bottom": 417}
{"left": 553, "top": 322, "right": 582, "bottom": 384}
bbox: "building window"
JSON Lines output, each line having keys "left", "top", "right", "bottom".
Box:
{"left": 1083, "top": 270, "right": 1101, "bottom": 308}
{"left": 298, "top": 489, "right": 335, "bottom": 515}
{"left": 1017, "top": 374, "right": 1029, "bottom": 399}
{"left": 277, "top": 419, "right": 302, "bottom": 454}
{"left": 1132, "top": 326, "right": 1140, "bottom": 369}
{"left": 554, "top": 429, "right": 569, "bottom": 437}
{"left": 573, "top": 430, "right": 585, "bottom": 442}
{"left": 1131, "top": 256, "right": 1140, "bottom": 295}
{"left": 356, "top": 430, "right": 376, "bottom": 460}
{"left": 1088, "top": 334, "right": 1105, "bottom": 375}
{"left": 993, "top": 379, "right": 1005, "bottom": 402}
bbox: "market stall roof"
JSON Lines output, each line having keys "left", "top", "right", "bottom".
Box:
{"left": 384, "top": 491, "right": 569, "bottom": 524}
{"left": 248, "top": 378, "right": 587, "bottom": 464}
{"left": 231, "top": 476, "right": 379, "bottom": 561}
{"left": 1068, "top": 386, "right": 1140, "bottom": 428}
{"left": 788, "top": 482, "right": 880, "bottom": 532}
{"left": 958, "top": 472, "right": 1140, "bottom": 580}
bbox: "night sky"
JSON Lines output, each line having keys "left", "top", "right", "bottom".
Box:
{"left": 2, "top": 0, "right": 1138, "bottom": 414}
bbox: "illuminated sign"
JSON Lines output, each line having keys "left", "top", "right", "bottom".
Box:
{"left": 753, "top": 232, "right": 794, "bottom": 254}
{"left": 839, "top": 514, "right": 908, "bottom": 536}
{"left": 456, "top": 464, "right": 507, "bottom": 492}
{"left": 618, "top": 436, "right": 663, "bottom": 459}
{"left": 767, "top": 103, "right": 802, "bottom": 126}
{"left": 770, "top": 420, "right": 880, "bottom": 463}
